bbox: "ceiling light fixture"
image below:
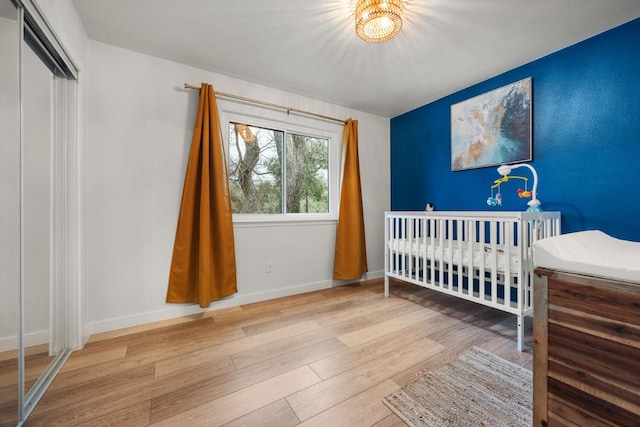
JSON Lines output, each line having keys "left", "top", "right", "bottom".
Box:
{"left": 355, "top": 0, "right": 404, "bottom": 43}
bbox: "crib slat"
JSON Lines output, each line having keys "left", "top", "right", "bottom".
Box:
{"left": 384, "top": 214, "right": 390, "bottom": 296}
{"left": 458, "top": 219, "right": 462, "bottom": 293}
{"left": 421, "top": 218, "right": 427, "bottom": 285}
{"left": 490, "top": 221, "right": 498, "bottom": 305}
{"left": 430, "top": 218, "right": 436, "bottom": 287}
{"left": 402, "top": 217, "right": 407, "bottom": 279}
{"left": 467, "top": 220, "right": 475, "bottom": 299}
{"left": 504, "top": 221, "right": 512, "bottom": 307}
{"left": 395, "top": 217, "right": 400, "bottom": 278}
{"left": 478, "top": 221, "right": 486, "bottom": 301}
{"left": 445, "top": 219, "right": 452, "bottom": 291}
{"left": 408, "top": 217, "right": 413, "bottom": 279}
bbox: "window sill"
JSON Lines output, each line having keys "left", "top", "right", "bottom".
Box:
{"left": 232, "top": 216, "right": 338, "bottom": 228}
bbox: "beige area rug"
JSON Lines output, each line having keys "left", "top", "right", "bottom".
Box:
{"left": 383, "top": 347, "right": 532, "bottom": 427}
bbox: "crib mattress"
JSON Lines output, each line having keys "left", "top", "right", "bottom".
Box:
{"left": 388, "top": 239, "right": 522, "bottom": 272}
{"left": 532, "top": 230, "right": 640, "bottom": 283}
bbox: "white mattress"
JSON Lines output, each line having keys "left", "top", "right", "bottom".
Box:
{"left": 388, "top": 239, "right": 522, "bottom": 272}
{"left": 532, "top": 230, "right": 640, "bottom": 283}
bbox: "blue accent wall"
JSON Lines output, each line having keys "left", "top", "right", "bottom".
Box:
{"left": 391, "top": 18, "right": 640, "bottom": 241}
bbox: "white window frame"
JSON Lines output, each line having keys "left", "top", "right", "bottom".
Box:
{"left": 218, "top": 99, "right": 341, "bottom": 224}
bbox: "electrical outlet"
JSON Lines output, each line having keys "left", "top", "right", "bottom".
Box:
{"left": 266, "top": 261, "right": 272, "bottom": 273}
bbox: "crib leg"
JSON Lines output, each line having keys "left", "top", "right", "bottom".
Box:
{"left": 384, "top": 275, "right": 389, "bottom": 297}
{"left": 517, "top": 314, "right": 524, "bottom": 352}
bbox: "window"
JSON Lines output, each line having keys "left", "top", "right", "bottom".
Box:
{"left": 228, "top": 122, "right": 331, "bottom": 215}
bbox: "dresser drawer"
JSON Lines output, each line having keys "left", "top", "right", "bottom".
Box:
{"left": 534, "top": 269, "right": 640, "bottom": 427}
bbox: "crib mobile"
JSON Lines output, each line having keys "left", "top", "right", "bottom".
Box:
{"left": 487, "top": 163, "right": 542, "bottom": 212}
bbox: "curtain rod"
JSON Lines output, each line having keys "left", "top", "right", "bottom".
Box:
{"left": 184, "top": 83, "right": 347, "bottom": 125}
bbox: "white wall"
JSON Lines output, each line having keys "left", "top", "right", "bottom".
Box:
{"left": 85, "top": 40, "right": 390, "bottom": 334}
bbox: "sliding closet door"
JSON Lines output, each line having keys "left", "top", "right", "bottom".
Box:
{"left": 22, "top": 24, "right": 56, "bottom": 398}
{"left": 0, "top": 1, "right": 21, "bottom": 425}
{"left": 0, "top": 1, "right": 79, "bottom": 423}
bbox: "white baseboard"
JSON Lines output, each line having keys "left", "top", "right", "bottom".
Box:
{"left": 2, "top": 272, "right": 386, "bottom": 351}
{"left": 365, "top": 269, "right": 384, "bottom": 280}
{"left": 86, "top": 272, "right": 384, "bottom": 337}
{"left": 0, "top": 330, "right": 49, "bottom": 353}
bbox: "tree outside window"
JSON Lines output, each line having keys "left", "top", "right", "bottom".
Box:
{"left": 228, "top": 122, "right": 329, "bottom": 214}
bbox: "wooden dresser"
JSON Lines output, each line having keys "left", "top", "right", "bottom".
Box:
{"left": 533, "top": 268, "right": 640, "bottom": 426}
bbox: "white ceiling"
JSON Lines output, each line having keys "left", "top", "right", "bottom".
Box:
{"left": 71, "top": 0, "right": 640, "bottom": 118}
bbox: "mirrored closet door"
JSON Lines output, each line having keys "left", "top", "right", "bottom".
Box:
{"left": 22, "top": 12, "right": 57, "bottom": 402}
{"left": 0, "top": 0, "right": 79, "bottom": 425}
{"left": 0, "top": 2, "right": 21, "bottom": 424}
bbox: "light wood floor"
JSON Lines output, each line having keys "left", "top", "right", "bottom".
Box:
{"left": 24, "top": 278, "right": 533, "bottom": 426}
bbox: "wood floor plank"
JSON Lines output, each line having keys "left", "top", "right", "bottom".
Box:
{"left": 337, "top": 308, "right": 440, "bottom": 348}
{"left": 0, "top": 351, "right": 18, "bottom": 365}
{"left": 86, "top": 316, "right": 199, "bottom": 344}
{"left": 317, "top": 282, "right": 379, "bottom": 297}
{"left": 240, "top": 299, "right": 357, "bottom": 337}
{"left": 230, "top": 297, "right": 411, "bottom": 370}
{"left": 220, "top": 398, "right": 300, "bottom": 427}
{"left": 150, "top": 339, "right": 243, "bottom": 378}
{"left": 1, "top": 347, "right": 109, "bottom": 391}
{"left": 0, "top": 384, "right": 19, "bottom": 426}
{"left": 48, "top": 352, "right": 211, "bottom": 392}
{"left": 28, "top": 352, "right": 240, "bottom": 426}
{"left": 26, "top": 364, "right": 156, "bottom": 426}
{"left": 320, "top": 299, "right": 424, "bottom": 338}
{"left": 152, "top": 366, "right": 321, "bottom": 426}
{"left": 200, "top": 305, "right": 243, "bottom": 318}
{"left": 212, "top": 292, "right": 327, "bottom": 325}
{"left": 22, "top": 279, "right": 533, "bottom": 426}
{"left": 310, "top": 318, "right": 442, "bottom": 380}
{"left": 391, "top": 316, "right": 522, "bottom": 388}
{"left": 230, "top": 328, "right": 340, "bottom": 370}
{"left": 0, "top": 344, "right": 50, "bottom": 365}
{"left": 60, "top": 345, "right": 128, "bottom": 373}
{"left": 278, "top": 286, "right": 381, "bottom": 317}
{"left": 1, "top": 354, "right": 55, "bottom": 386}
{"left": 85, "top": 317, "right": 216, "bottom": 349}
{"left": 24, "top": 358, "right": 56, "bottom": 385}
{"left": 286, "top": 337, "right": 445, "bottom": 421}
{"left": 49, "top": 327, "right": 244, "bottom": 389}
{"left": 74, "top": 319, "right": 307, "bottom": 390}
{"left": 149, "top": 338, "right": 347, "bottom": 423}
{"left": 372, "top": 413, "right": 409, "bottom": 427}
{"left": 230, "top": 299, "right": 420, "bottom": 370}
{"left": 153, "top": 320, "right": 320, "bottom": 376}
{"left": 313, "top": 296, "right": 409, "bottom": 327}
{"left": 156, "top": 354, "right": 235, "bottom": 378}
{"left": 77, "top": 401, "right": 152, "bottom": 427}
{"left": 210, "top": 310, "right": 290, "bottom": 331}
{"left": 426, "top": 307, "right": 511, "bottom": 347}
{"left": 238, "top": 287, "right": 384, "bottom": 337}
{"left": 124, "top": 322, "right": 246, "bottom": 358}
{"left": 213, "top": 289, "right": 376, "bottom": 334}
{"left": 297, "top": 379, "right": 399, "bottom": 427}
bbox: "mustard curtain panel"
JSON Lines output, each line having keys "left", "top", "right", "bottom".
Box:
{"left": 333, "top": 119, "right": 368, "bottom": 280}
{"left": 167, "top": 83, "right": 237, "bottom": 308}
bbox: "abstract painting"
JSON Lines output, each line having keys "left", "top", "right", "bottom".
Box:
{"left": 451, "top": 78, "right": 531, "bottom": 171}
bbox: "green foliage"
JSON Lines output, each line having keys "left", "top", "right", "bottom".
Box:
{"left": 228, "top": 122, "right": 329, "bottom": 215}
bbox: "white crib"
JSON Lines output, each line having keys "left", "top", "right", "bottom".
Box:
{"left": 384, "top": 211, "right": 561, "bottom": 351}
